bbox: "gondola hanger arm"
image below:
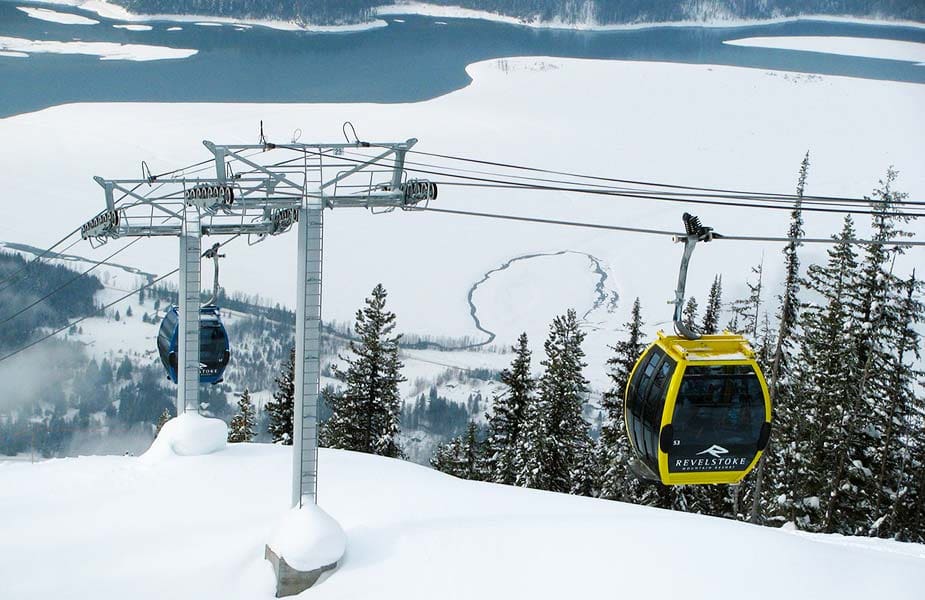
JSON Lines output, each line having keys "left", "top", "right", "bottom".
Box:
{"left": 671, "top": 213, "right": 720, "bottom": 340}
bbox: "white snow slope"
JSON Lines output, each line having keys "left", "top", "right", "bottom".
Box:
{"left": 0, "top": 56, "right": 921, "bottom": 389}
{"left": 0, "top": 444, "right": 922, "bottom": 599}
{"left": 725, "top": 35, "right": 925, "bottom": 64}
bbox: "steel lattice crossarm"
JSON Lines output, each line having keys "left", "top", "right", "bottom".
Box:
{"left": 81, "top": 138, "right": 437, "bottom": 244}
{"left": 75, "top": 130, "right": 437, "bottom": 594}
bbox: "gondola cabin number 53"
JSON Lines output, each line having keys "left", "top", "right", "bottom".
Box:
{"left": 624, "top": 332, "right": 772, "bottom": 485}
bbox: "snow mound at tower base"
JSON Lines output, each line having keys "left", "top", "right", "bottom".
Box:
{"left": 142, "top": 412, "right": 228, "bottom": 461}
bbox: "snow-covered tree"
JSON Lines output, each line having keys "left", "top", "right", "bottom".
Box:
{"left": 824, "top": 168, "right": 917, "bottom": 534}
{"left": 483, "top": 333, "right": 534, "bottom": 485}
{"left": 228, "top": 388, "right": 257, "bottom": 443}
{"left": 750, "top": 152, "right": 808, "bottom": 525}
{"left": 872, "top": 272, "right": 924, "bottom": 539}
{"left": 431, "top": 421, "right": 484, "bottom": 480}
{"left": 515, "top": 309, "right": 592, "bottom": 495}
{"left": 701, "top": 276, "right": 723, "bottom": 335}
{"left": 431, "top": 436, "right": 464, "bottom": 476}
{"left": 682, "top": 296, "right": 699, "bottom": 331}
{"left": 266, "top": 347, "right": 295, "bottom": 445}
{"left": 598, "top": 298, "right": 645, "bottom": 500}
{"left": 792, "top": 216, "right": 862, "bottom": 531}
{"left": 321, "top": 284, "right": 405, "bottom": 458}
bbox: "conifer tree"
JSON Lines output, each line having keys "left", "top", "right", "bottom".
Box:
{"left": 701, "top": 276, "right": 723, "bottom": 335}
{"left": 461, "top": 420, "right": 482, "bottom": 480}
{"left": 730, "top": 260, "right": 774, "bottom": 368}
{"left": 824, "top": 169, "right": 917, "bottom": 534}
{"left": 117, "top": 357, "right": 133, "bottom": 381}
{"left": 682, "top": 296, "right": 699, "bottom": 331}
{"left": 515, "top": 309, "right": 591, "bottom": 495}
{"left": 514, "top": 386, "right": 551, "bottom": 490}
{"left": 750, "top": 152, "right": 808, "bottom": 524}
{"left": 598, "top": 298, "right": 645, "bottom": 500}
{"left": 483, "top": 333, "right": 534, "bottom": 485}
{"left": 431, "top": 421, "right": 484, "bottom": 480}
{"left": 266, "top": 348, "right": 295, "bottom": 445}
{"left": 321, "top": 284, "right": 405, "bottom": 458}
{"left": 431, "top": 436, "right": 463, "bottom": 476}
{"left": 228, "top": 388, "right": 257, "bottom": 443}
{"left": 873, "top": 272, "right": 924, "bottom": 539}
{"left": 791, "top": 216, "right": 861, "bottom": 531}
{"left": 730, "top": 263, "right": 764, "bottom": 337}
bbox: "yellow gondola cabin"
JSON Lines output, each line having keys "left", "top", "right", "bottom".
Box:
{"left": 624, "top": 331, "right": 772, "bottom": 485}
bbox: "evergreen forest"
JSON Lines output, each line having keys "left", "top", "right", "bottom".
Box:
{"left": 110, "top": 0, "right": 925, "bottom": 27}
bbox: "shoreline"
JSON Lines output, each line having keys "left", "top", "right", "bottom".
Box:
{"left": 376, "top": 3, "right": 925, "bottom": 32}
{"left": 18, "top": 0, "right": 925, "bottom": 34}
{"left": 17, "top": 0, "right": 389, "bottom": 32}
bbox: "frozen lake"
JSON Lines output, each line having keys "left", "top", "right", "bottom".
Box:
{"left": 1, "top": 1, "right": 924, "bottom": 117}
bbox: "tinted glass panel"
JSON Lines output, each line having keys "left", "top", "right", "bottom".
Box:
{"left": 628, "top": 348, "right": 659, "bottom": 417}
{"left": 641, "top": 356, "right": 675, "bottom": 465}
{"left": 627, "top": 347, "right": 660, "bottom": 458}
{"left": 200, "top": 325, "right": 228, "bottom": 366}
{"left": 667, "top": 364, "right": 766, "bottom": 473}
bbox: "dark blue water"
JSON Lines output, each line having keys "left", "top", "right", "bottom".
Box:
{"left": 1, "top": 0, "right": 923, "bottom": 118}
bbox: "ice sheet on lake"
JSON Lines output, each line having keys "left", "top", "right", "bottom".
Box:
{"left": 16, "top": 6, "right": 99, "bottom": 25}
{"left": 113, "top": 24, "right": 153, "bottom": 31}
{"left": 0, "top": 35, "right": 197, "bottom": 61}
{"left": 725, "top": 36, "right": 925, "bottom": 65}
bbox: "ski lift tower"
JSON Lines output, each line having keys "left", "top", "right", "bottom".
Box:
{"left": 80, "top": 132, "right": 436, "bottom": 596}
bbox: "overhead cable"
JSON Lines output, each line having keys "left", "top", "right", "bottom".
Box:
{"left": 0, "top": 234, "right": 241, "bottom": 365}
{"left": 409, "top": 149, "right": 921, "bottom": 206}
{"left": 419, "top": 207, "right": 925, "bottom": 247}
{"left": 0, "top": 238, "right": 142, "bottom": 326}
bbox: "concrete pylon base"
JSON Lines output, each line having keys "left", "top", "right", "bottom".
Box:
{"left": 265, "top": 545, "right": 337, "bottom": 598}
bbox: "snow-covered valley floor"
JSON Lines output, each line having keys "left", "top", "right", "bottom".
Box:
{"left": 1, "top": 55, "right": 922, "bottom": 388}
{"left": 1, "top": 445, "right": 922, "bottom": 599}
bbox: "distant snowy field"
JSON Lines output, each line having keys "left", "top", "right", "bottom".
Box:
{"left": 725, "top": 35, "right": 925, "bottom": 64}
{"left": 0, "top": 445, "right": 922, "bottom": 599}
{"left": 0, "top": 54, "right": 923, "bottom": 387}
{"left": 0, "top": 35, "right": 197, "bottom": 60}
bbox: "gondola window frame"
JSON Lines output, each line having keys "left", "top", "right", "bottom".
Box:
{"left": 625, "top": 344, "right": 677, "bottom": 474}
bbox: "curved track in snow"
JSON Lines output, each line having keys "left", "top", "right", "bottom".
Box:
{"left": 461, "top": 249, "right": 615, "bottom": 350}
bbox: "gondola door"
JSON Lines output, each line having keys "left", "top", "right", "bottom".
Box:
{"left": 662, "top": 362, "right": 771, "bottom": 484}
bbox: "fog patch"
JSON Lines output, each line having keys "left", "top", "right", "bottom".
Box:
{"left": 66, "top": 422, "right": 154, "bottom": 457}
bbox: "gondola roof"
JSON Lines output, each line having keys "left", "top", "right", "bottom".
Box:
{"left": 654, "top": 331, "right": 757, "bottom": 362}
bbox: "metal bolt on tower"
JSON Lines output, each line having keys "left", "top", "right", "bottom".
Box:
{"left": 80, "top": 131, "right": 436, "bottom": 594}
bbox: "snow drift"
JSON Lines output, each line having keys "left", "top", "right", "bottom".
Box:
{"left": 0, "top": 444, "right": 922, "bottom": 599}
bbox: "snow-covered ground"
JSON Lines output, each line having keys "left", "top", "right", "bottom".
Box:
{"left": 0, "top": 55, "right": 921, "bottom": 387}
{"left": 0, "top": 443, "right": 922, "bottom": 599}
{"left": 726, "top": 36, "right": 925, "bottom": 64}
{"left": 0, "top": 35, "right": 197, "bottom": 60}
{"left": 16, "top": 5, "right": 99, "bottom": 25}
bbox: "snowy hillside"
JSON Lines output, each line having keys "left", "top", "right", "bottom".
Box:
{"left": 0, "top": 240, "right": 511, "bottom": 461}
{"left": 1, "top": 55, "right": 922, "bottom": 390}
{"left": 1, "top": 444, "right": 922, "bottom": 599}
